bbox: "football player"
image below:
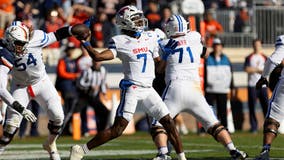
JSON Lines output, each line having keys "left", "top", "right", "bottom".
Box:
{"left": 151, "top": 14, "right": 248, "bottom": 160}
{"left": 69, "top": 5, "right": 186, "bottom": 160}
{"left": 255, "top": 35, "right": 284, "bottom": 160}
{"left": 0, "top": 21, "right": 84, "bottom": 160}
{"left": 0, "top": 35, "right": 37, "bottom": 138}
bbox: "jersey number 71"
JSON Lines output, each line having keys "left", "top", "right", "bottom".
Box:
{"left": 174, "top": 47, "right": 194, "bottom": 63}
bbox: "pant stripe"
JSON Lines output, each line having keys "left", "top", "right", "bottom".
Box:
{"left": 161, "top": 80, "right": 172, "bottom": 101}
{"left": 116, "top": 89, "right": 127, "bottom": 117}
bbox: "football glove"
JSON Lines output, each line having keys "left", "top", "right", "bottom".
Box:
{"left": 256, "top": 77, "right": 268, "bottom": 90}
{"left": 12, "top": 101, "right": 37, "bottom": 122}
{"left": 22, "top": 108, "right": 37, "bottom": 123}
{"left": 160, "top": 39, "right": 178, "bottom": 60}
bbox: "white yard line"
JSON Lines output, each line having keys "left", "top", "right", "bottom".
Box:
{"left": 1, "top": 143, "right": 284, "bottom": 159}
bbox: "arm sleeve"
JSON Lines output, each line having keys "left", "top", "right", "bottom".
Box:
{"left": 35, "top": 30, "right": 58, "bottom": 48}
{"left": 262, "top": 47, "right": 284, "bottom": 78}
{"left": 0, "top": 65, "right": 16, "bottom": 106}
{"left": 57, "top": 59, "right": 78, "bottom": 80}
{"left": 261, "top": 58, "right": 277, "bottom": 78}
{"left": 244, "top": 56, "right": 250, "bottom": 68}
{"left": 54, "top": 26, "right": 72, "bottom": 41}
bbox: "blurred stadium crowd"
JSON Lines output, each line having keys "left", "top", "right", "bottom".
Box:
{"left": 1, "top": 0, "right": 284, "bottom": 138}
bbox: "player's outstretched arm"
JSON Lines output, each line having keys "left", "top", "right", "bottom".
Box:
{"left": 81, "top": 39, "right": 114, "bottom": 61}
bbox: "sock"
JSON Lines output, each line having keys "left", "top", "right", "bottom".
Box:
{"left": 82, "top": 144, "right": 89, "bottom": 154}
{"left": 177, "top": 152, "right": 186, "bottom": 160}
{"left": 262, "top": 144, "right": 271, "bottom": 152}
{"left": 226, "top": 142, "right": 236, "bottom": 151}
{"left": 158, "top": 146, "right": 168, "bottom": 154}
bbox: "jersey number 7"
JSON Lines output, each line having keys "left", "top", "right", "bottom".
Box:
{"left": 137, "top": 53, "right": 147, "bottom": 73}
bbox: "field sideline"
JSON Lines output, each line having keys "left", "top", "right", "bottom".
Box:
{"left": 1, "top": 132, "right": 284, "bottom": 160}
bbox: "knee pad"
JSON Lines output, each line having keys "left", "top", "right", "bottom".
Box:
{"left": 48, "top": 120, "right": 62, "bottom": 135}
{"left": 0, "top": 125, "right": 18, "bottom": 146}
{"left": 150, "top": 126, "right": 167, "bottom": 140}
{"left": 207, "top": 123, "right": 227, "bottom": 141}
{"left": 263, "top": 118, "right": 280, "bottom": 137}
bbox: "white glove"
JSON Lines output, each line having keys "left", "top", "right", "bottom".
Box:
{"left": 22, "top": 108, "right": 37, "bottom": 123}
{"left": 11, "top": 101, "right": 37, "bottom": 123}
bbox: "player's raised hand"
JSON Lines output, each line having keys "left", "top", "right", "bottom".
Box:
{"left": 160, "top": 39, "right": 178, "bottom": 60}
{"left": 162, "top": 39, "right": 178, "bottom": 54}
{"left": 22, "top": 108, "right": 37, "bottom": 123}
{"left": 256, "top": 76, "right": 268, "bottom": 90}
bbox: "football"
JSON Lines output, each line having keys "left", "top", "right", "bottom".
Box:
{"left": 71, "top": 24, "right": 90, "bottom": 40}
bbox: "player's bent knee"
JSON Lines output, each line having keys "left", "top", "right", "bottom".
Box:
{"left": 48, "top": 120, "right": 63, "bottom": 135}
{"left": 263, "top": 118, "right": 280, "bottom": 137}
{"left": 150, "top": 126, "right": 167, "bottom": 140}
{"left": 207, "top": 123, "right": 227, "bottom": 141}
{"left": 159, "top": 114, "right": 174, "bottom": 127}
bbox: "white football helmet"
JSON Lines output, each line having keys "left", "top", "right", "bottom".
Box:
{"left": 116, "top": 5, "right": 148, "bottom": 32}
{"left": 164, "top": 14, "right": 189, "bottom": 37}
{"left": 4, "top": 21, "right": 30, "bottom": 56}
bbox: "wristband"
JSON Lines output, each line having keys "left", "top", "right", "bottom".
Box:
{"left": 83, "top": 41, "right": 91, "bottom": 47}
{"left": 12, "top": 101, "right": 24, "bottom": 113}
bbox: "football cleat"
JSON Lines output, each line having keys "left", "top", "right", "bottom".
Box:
{"left": 254, "top": 150, "right": 269, "bottom": 160}
{"left": 42, "top": 141, "right": 61, "bottom": 160}
{"left": 70, "top": 145, "right": 85, "bottom": 160}
{"left": 152, "top": 153, "right": 172, "bottom": 160}
{"left": 230, "top": 149, "right": 248, "bottom": 160}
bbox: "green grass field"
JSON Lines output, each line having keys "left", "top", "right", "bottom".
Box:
{"left": 1, "top": 131, "right": 284, "bottom": 160}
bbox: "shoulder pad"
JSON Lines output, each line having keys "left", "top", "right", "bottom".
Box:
{"left": 29, "top": 30, "right": 49, "bottom": 47}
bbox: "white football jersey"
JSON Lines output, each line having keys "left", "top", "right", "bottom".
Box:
{"left": 160, "top": 31, "right": 203, "bottom": 83}
{"left": 12, "top": 30, "right": 58, "bottom": 86}
{"left": 109, "top": 31, "right": 160, "bottom": 87}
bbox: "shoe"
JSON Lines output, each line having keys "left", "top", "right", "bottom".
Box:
{"left": 230, "top": 149, "right": 248, "bottom": 160}
{"left": 254, "top": 150, "right": 269, "bottom": 160}
{"left": 152, "top": 153, "right": 172, "bottom": 160}
{"left": 70, "top": 145, "right": 85, "bottom": 160}
{"left": 42, "top": 141, "right": 61, "bottom": 160}
{"left": 0, "top": 145, "right": 5, "bottom": 155}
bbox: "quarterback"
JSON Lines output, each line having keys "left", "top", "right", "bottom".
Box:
{"left": 69, "top": 5, "right": 186, "bottom": 160}
{"left": 0, "top": 21, "right": 85, "bottom": 160}
{"left": 151, "top": 14, "right": 248, "bottom": 160}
